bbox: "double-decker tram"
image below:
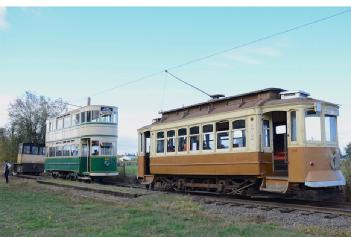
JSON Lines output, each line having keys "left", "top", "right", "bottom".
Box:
{"left": 13, "top": 143, "right": 46, "bottom": 175}
{"left": 137, "top": 88, "right": 345, "bottom": 196}
{"left": 45, "top": 104, "right": 118, "bottom": 180}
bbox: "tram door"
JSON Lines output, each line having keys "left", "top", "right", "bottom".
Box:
{"left": 271, "top": 111, "right": 288, "bottom": 175}
{"left": 81, "top": 139, "right": 90, "bottom": 172}
{"left": 143, "top": 131, "right": 151, "bottom": 175}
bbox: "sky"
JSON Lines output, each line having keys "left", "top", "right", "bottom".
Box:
{"left": 0, "top": 7, "right": 350, "bottom": 153}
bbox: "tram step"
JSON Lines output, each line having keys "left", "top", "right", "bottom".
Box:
{"left": 260, "top": 176, "right": 289, "bottom": 194}
{"left": 141, "top": 175, "right": 155, "bottom": 185}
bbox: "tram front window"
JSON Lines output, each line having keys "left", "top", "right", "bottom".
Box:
{"left": 91, "top": 141, "right": 99, "bottom": 156}
{"left": 101, "top": 143, "right": 113, "bottom": 156}
{"left": 305, "top": 110, "right": 321, "bottom": 142}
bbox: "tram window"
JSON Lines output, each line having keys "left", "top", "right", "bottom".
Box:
{"left": 203, "top": 124, "right": 214, "bottom": 151}
{"left": 64, "top": 116, "right": 71, "bottom": 128}
{"left": 167, "top": 130, "right": 176, "bottom": 153}
{"left": 23, "top": 145, "right": 31, "bottom": 154}
{"left": 156, "top": 132, "right": 165, "bottom": 154}
{"left": 216, "top": 121, "right": 229, "bottom": 149}
{"left": 233, "top": 120, "right": 246, "bottom": 148}
{"left": 290, "top": 111, "right": 297, "bottom": 142}
{"left": 92, "top": 110, "right": 100, "bottom": 122}
{"left": 101, "top": 114, "right": 111, "bottom": 123}
{"left": 49, "top": 147, "right": 55, "bottom": 157}
{"left": 91, "top": 141, "right": 99, "bottom": 156}
{"left": 73, "top": 114, "right": 80, "bottom": 126}
{"left": 190, "top": 126, "right": 200, "bottom": 151}
{"left": 87, "top": 111, "right": 92, "bottom": 122}
{"left": 305, "top": 111, "right": 321, "bottom": 142}
{"left": 263, "top": 120, "right": 270, "bottom": 147}
{"left": 63, "top": 145, "right": 70, "bottom": 156}
{"left": 325, "top": 115, "right": 337, "bottom": 142}
{"left": 32, "top": 146, "right": 39, "bottom": 155}
{"left": 113, "top": 111, "right": 118, "bottom": 123}
{"left": 81, "top": 112, "right": 86, "bottom": 123}
{"left": 71, "top": 145, "right": 79, "bottom": 156}
{"left": 56, "top": 146, "right": 63, "bottom": 157}
{"left": 57, "top": 118, "right": 63, "bottom": 130}
{"left": 178, "top": 128, "right": 188, "bottom": 152}
{"left": 101, "top": 143, "right": 113, "bottom": 156}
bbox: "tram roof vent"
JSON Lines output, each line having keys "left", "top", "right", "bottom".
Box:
{"left": 280, "top": 90, "right": 310, "bottom": 100}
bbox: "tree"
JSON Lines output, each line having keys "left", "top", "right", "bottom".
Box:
{"left": 8, "top": 91, "right": 67, "bottom": 144}
{"left": 0, "top": 91, "right": 67, "bottom": 162}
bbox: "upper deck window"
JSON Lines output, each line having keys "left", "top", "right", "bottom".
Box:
{"left": 216, "top": 121, "right": 229, "bottom": 149}
{"left": 73, "top": 113, "right": 80, "bottom": 126}
{"left": 203, "top": 124, "right": 214, "bottom": 151}
{"left": 178, "top": 128, "right": 187, "bottom": 152}
{"left": 233, "top": 120, "right": 246, "bottom": 148}
{"left": 81, "top": 112, "right": 86, "bottom": 123}
{"left": 325, "top": 115, "right": 337, "bottom": 143}
{"left": 190, "top": 126, "right": 200, "bottom": 151}
{"left": 167, "top": 130, "right": 176, "bottom": 153}
{"left": 63, "top": 116, "right": 71, "bottom": 128}
{"left": 156, "top": 132, "right": 165, "bottom": 154}
{"left": 87, "top": 111, "right": 92, "bottom": 122}
{"left": 57, "top": 118, "right": 63, "bottom": 130}
{"left": 305, "top": 110, "right": 321, "bottom": 142}
{"left": 91, "top": 111, "right": 100, "bottom": 122}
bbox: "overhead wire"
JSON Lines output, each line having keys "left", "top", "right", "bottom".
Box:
{"left": 67, "top": 8, "right": 351, "bottom": 105}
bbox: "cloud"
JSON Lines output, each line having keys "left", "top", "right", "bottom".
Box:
{"left": 0, "top": 7, "right": 8, "bottom": 29}
{"left": 225, "top": 53, "right": 262, "bottom": 65}
{"left": 251, "top": 47, "right": 281, "bottom": 57}
{"left": 223, "top": 41, "right": 288, "bottom": 66}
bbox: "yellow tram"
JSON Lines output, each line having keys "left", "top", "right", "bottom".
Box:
{"left": 137, "top": 88, "right": 345, "bottom": 195}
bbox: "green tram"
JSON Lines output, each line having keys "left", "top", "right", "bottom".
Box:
{"left": 45, "top": 105, "right": 119, "bottom": 180}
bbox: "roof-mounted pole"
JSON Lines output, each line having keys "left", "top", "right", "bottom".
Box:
{"left": 164, "top": 70, "right": 224, "bottom": 100}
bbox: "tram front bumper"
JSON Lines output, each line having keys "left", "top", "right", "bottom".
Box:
{"left": 89, "top": 172, "right": 119, "bottom": 177}
{"left": 305, "top": 170, "right": 346, "bottom": 188}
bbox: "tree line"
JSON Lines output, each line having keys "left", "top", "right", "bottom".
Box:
{"left": 0, "top": 92, "right": 67, "bottom": 162}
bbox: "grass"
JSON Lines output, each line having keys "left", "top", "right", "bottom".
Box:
{"left": 118, "top": 161, "right": 138, "bottom": 177}
{"left": 0, "top": 179, "right": 307, "bottom": 237}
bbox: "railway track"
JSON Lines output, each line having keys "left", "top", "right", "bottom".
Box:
{"left": 15, "top": 174, "right": 351, "bottom": 218}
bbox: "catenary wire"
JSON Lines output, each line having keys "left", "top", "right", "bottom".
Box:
{"left": 69, "top": 9, "right": 351, "bottom": 104}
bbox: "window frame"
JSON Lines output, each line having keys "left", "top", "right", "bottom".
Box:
{"left": 216, "top": 120, "right": 230, "bottom": 151}
{"left": 262, "top": 119, "right": 271, "bottom": 148}
{"left": 304, "top": 110, "right": 322, "bottom": 143}
{"left": 290, "top": 111, "right": 297, "bottom": 143}
{"left": 202, "top": 123, "right": 215, "bottom": 152}
{"left": 189, "top": 125, "right": 200, "bottom": 153}
{"left": 156, "top": 131, "right": 165, "bottom": 155}
{"left": 232, "top": 119, "right": 247, "bottom": 149}
{"left": 166, "top": 130, "right": 176, "bottom": 154}
{"left": 177, "top": 128, "right": 188, "bottom": 153}
{"left": 324, "top": 114, "right": 337, "bottom": 144}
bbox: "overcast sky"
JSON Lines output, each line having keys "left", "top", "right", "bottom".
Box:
{"left": 0, "top": 7, "right": 350, "bottom": 153}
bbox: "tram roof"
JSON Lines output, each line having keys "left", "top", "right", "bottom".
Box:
{"left": 145, "top": 88, "right": 339, "bottom": 126}
{"left": 160, "top": 88, "right": 285, "bottom": 115}
{"left": 48, "top": 104, "right": 118, "bottom": 120}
